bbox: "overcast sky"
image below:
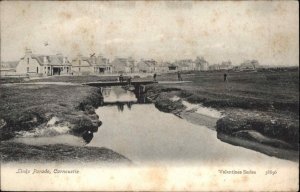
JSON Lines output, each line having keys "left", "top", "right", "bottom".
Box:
{"left": 1, "top": 1, "right": 299, "bottom": 66}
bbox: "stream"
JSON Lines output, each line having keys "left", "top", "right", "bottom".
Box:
{"left": 9, "top": 86, "right": 297, "bottom": 168}
{"left": 87, "top": 86, "right": 297, "bottom": 167}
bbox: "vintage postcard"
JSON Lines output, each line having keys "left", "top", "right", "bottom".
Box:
{"left": 0, "top": 0, "right": 299, "bottom": 191}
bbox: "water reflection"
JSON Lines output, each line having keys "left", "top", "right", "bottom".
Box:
{"left": 104, "top": 102, "right": 134, "bottom": 112}
{"left": 127, "top": 102, "right": 132, "bottom": 109}
{"left": 100, "top": 86, "right": 150, "bottom": 107}
{"left": 101, "top": 86, "right": 137, "bottom": 103}
{"left": 117, "top": 103, "right": 124, "bottom": 112}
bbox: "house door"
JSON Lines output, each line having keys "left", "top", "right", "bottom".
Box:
{"left": 99, "top": 68, "right": 105, "bottom": 73}
{"left": 52, "top": 67, "right": 61, "bottom": 75}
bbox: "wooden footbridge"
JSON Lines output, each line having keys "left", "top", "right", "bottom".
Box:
{"left": 83, "top": 80, "right": 157, "bottom": 87}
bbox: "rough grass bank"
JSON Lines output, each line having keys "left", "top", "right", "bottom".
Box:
{"left": 0, "top": 84, "right": 102, "bottom": 140}
{"left": 0, "top": 83, "right": 130, "bottom": 163}
{"left": 144, "top": 69, "right": 299, "bottom": 161}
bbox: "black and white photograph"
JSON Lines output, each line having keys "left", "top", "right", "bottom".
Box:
{"left": 0, "top": 1, "right": 299, "bottom": 191}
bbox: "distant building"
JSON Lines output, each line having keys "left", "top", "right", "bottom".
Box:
{"left": 127, "top": 57, "right": 138, "bottom": 73}
{"left": 168, "top": 63, "right": 178, "bottom": 71}
{"left": 0, "top": 61, "right": 18, "bottom": 76}
{"left": 16, "top": 49, "right": 72, "bottom": 76}
{"left": 175, "top": 59, "right": 195, "bottom": 71}
{"left": 71, "top": 54, "right": 94, "bottom": 75}
{"left": 209, "top": 64, "right": 220, "bottom": 71}
{"left": 71, "top": 54, "right": 112, "bottom": 75}
{"left": 111, "top": 57, "right": 136, "bottom": 73}
{"left": 238, "top": 60, "right": 260, "bottom": 70}
{"left": 219, "top": 60, "right": 233, "bottom": 70}
{"left": 156, "top": 62, "right": 170, "bottom": 73}
{"left": 209, "top": 60, "right": 232, "bottom": 71}
{"left": 195, "top": 57, "right": 209, "bottom": 71}
{"left": 96, "top": 54, "right": 113, "bottom": 74}
{"left": 137, "top": 59, "right": 157, "bottom": 73}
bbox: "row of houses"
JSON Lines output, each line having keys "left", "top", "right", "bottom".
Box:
{"left": 0, "top": 49, "right": 114, "bottom": 77}
{"left": 0, "top": 49, "right": 260, "bottom": 77}
{"left": 209, "top": 60, "right": 260, "bottom": 71}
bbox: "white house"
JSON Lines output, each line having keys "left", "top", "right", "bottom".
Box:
{"left": 96, "top": 54, "right": 113, "bottom": 74}
{"left": 71, "top": 54, "right": 112, "bottom": 75}
{"left": 16, "top": 49, "right": 72, "bottom": 76}
{"left": 137, "top": 59, "right": 157, "bottom": 73}
{"left": 111, "top": 57, "right": 136, "bottom": 74}
{"left": 71, "top": 55, "right": 93, "bottom": 75}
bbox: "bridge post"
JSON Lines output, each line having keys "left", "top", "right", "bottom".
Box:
{"left": 142, "top": 85, "right": 145, "bottom": 92}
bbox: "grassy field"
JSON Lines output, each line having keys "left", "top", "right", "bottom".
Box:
{"left": 144, "top": 69, "right": 299, "bottom": 157}
{"left": 0, "top": 75, "right": 143, "bottom": 84}
{"left": 147, "top": 70, "right": 299, "bottom": 112}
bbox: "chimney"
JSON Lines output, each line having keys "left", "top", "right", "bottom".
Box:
{"left": 43, "top": 56, "right": 48, "bottom": 64}
{"left": 25, "top": 48, "right": 32, "bottom": 55}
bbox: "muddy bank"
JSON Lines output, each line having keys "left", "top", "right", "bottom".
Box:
{"left": 144, "top": 85, "right": 299, "bottom": 160}
{"left": 217, "top": 109, "right": 299, "bottom": 150}
{"left": 0, "top": 142, "right": 130, "bottom": 163}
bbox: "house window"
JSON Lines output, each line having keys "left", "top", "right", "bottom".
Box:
{"left": 79, "top": 60, "right": 81, "bottom": 65}
{"left": 37, "top": 67, "right": 39, "bottom": 73}
{"left": 79, "top": 67, "right": 80, "bottom": 72}
{"left": 27, "top": 67, "right": 29, "bottom": 72}
{"left": 27, "top": 58, "right": 29, "bottom": 64}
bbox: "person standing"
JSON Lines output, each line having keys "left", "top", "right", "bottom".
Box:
{"left": 127, "top": 76, "right": 132, "bottom": 85}
{"left": 153, "top": 73, "right": 157, "bottom": 82}
{"left": 224, "top": 73, "right": 227, "bottom": 82}
{"left": 177, "top": 71, "right": 183, "bottom": 81}
{"left": 119, "top": 74, "right": 123, "bottom": 82}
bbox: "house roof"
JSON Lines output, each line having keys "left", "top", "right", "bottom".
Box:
{"left": 195, "top": 57, "right": 208, "bottom": 63}
{"left": 82, "top": 57, "right": 92, "bottom": 65}
{"left": 159, "top": 62, "right": 172, "bottom": 67}
{"left": 31, "top": 54, "right": 47, "bottom": 65}
{"left": 138, "top": 60, "right": 156, "bottom": 67}
{"left": 49, "top": 56, "right": 64, "bottom": 66}
{"left": 179, "top": 63, "right": 191, "bottom": 67}
{"left": 72, "top": 55, "right": 111, "bottom": 67}
{"left": 240, "top": 60, "right": 259, "bottom": 67}
{"left": 97, "top": 57, "right": 109, "bottom": 65}
{"left": 168, "top": 64, "right": 178, "bottom": 67}
{"left": 30, "top": 54, "right": 71, "bottom": 66}
{"left": 111, "top": 58, "right": 132, "bottom": 67}
{"left": 220, "top": 63, "right": 232, "bottom": 67}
